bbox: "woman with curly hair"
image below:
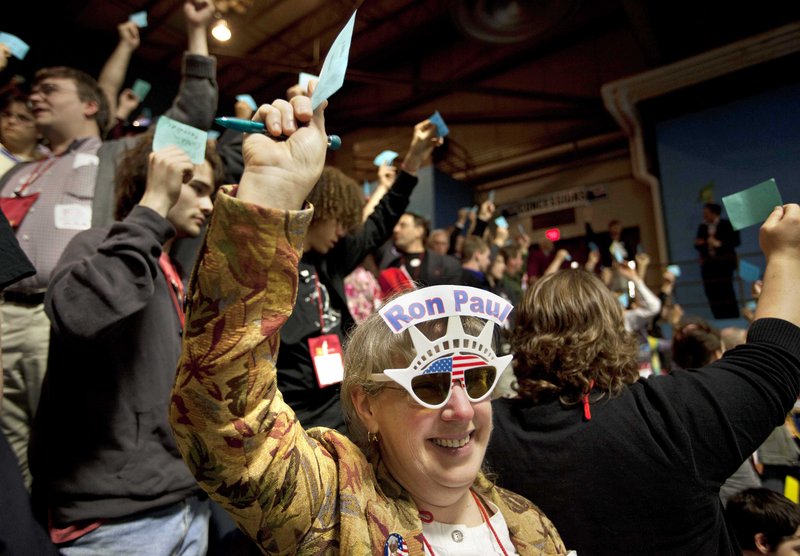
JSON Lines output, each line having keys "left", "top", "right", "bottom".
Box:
{"left": 486, "top": 218, "right": 800, "bottom": 556}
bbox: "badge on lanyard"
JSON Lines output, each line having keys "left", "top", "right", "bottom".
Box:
{"left": 308, "top": 334, "right": 344, "bottom": 388}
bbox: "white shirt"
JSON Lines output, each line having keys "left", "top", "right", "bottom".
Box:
{"left": 422, "top": 500, "right": 518, "bottom": 555}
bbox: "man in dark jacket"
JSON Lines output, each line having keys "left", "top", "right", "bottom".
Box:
{"left": 695, "top": 202, "right": 741, "bottom": 318}
{"left": 30, "top": 143, "right": 223, "bottom": 553}
{"left": 378, "top": 210, "right": 463, "bottom": 289}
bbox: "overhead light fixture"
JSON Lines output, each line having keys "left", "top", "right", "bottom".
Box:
{"left": 211, "top": 18, "right": 232, "bottom": 42}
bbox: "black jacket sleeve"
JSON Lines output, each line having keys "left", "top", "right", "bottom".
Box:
{"left": 45, "top": 206, "right": 175, "bottom": 341}
{"left": 333, "top": 170, "right": 418, "bottom": 276}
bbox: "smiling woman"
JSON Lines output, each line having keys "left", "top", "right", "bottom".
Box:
{"left": 169, "top": 96, "right": 569, "bottom": 555}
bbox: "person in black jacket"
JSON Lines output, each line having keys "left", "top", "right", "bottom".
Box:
{"left": 695, "top": 202, "right": 741, "bottom": 318}
{"left": 30, "top": 140, "right": 224, "bottom": 553}
{"left": 486, "top": 204, "right": 800, "bottom": 555}
{"left": 277, "top": 119, "right": 443, "bottom": 432}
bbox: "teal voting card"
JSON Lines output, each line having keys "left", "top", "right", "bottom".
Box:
{"left": 722, "top": 178, "right": 783, "bottom": 231}
{"left": 428, "top": 111, "right": 450, "bottom": 137}
{"left": 373, "top": 150, "right": 398, "bottom": 166}
{"left": 129, "top": 11, "right": 148, "bottom": 28}
{"left": 153, "top": 116, "right": 207, "bottom": 164}
{"left": 132, "top": 79, "right": 151, "bottom": 102}
{"left": 738, "top": 260, "right": 761, "bottom": 282}
{"left": 0, "top": 32, "right": 30, "bottom": 60}
{"left": 311, "top": 11, "right": 356, "bottom": 110}
{"left": 236, "top": 94, "right": 258, "bottom": 111}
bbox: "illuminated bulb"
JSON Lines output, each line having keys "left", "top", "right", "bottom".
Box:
{"left": 211, "top": 19, "right": 232, "bottom": 42}
{"left": 570, "top": 261, "right": 579, "bottom": 269}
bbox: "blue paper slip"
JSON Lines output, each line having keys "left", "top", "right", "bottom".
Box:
{"left": 299, "top": 72, "right": 318, "bottom": 91}
{"left": 207, "top": 130, "right": 221, "bottom": 140}
{"left": 373, "top": 150, "right": 399, "bottom": 167}
{"left": 665, "top": 264, "right": 682, "bottom": 277}
{"left": 236, "top": 94, "right": 258, "bottom": 111}
{"left": 310, "top": 11, "right": 356, "bottom": 111}
{"left": 588, "top": 242, "right": 599, "bottom": 252}
{"left": 471, "top": 205, "right": 478, "bottom": 213}
{"left": 617, "top": 292, "right": 629, "bottom": 308}
{"left": 0, "top": 32, "right": 30, "bottom": 60}
{"left": 612, "top": 244, "right": 625, "bottom": 263}
{"left": 494, "top": 216, "right": 509, "bottom": 228}
{"left": 363, "top": 180, "right": 371, "bottom": 197}
{"left": 129, "top": 11, "right": 148, "bottom": 28}
{"left": 428, "top": 111, "right": 450, "bottom": 137}
{"left": 722, "top": 178, "right": 783, "bottom": 231}
{"left": 738, "top": 260, "right": 761, "bottom": 282}
{"left": 152, "top": 116, "right": 207, "bottom": 164}
{"left": 131, "top": 79, "right": 151, "bottom": 102}
{"left": 564, "top": 253, "right": 572, "bottom": 262}
{"left": 488, "top": 190, "right": 496, "bottom": 203}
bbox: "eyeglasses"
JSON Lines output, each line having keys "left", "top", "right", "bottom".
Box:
{"left": 371, "top": 353, "right": 510, "bottom": 409}
{"left": 30, "top": 83, "right": 78, "bottom": 98}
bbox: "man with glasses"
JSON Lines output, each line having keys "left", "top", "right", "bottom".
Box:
{"left": 0, "top": 0, "right": 218, "bottom": 490}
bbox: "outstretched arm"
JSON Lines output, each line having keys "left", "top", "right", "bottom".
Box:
{"left": 98, "top": 21, "right": 140, "bottom": 128}
{"left": 170, "top": 90, "right": 334, "bottom": 553}
{"left": 755, "top": 205, "right": 800, "bottom": 326}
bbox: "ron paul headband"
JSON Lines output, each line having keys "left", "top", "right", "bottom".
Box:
{"left": 371, "top": 286, "right": 514, "bottom": 408}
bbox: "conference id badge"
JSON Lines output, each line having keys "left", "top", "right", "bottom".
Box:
{"left": 308, "top": 334, "right": 344, "bottom": 388}
{"left": 54, "top": 203, "right": 92, "bottom": 230}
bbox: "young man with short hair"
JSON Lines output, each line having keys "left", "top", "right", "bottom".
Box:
{"left": 30, "top": 142, "right": 223, "bottom": 553}
{"left": 460, "top": 235, "right": 491, "bottom": 290}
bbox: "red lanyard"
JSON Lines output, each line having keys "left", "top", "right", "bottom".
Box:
{"left": 420, "top": 490, "right": 510, "bottom": 556}
{"left": 158, "top": 253, "right": 184, "bottom": 329}
{"left": 14, "top": 157, "right": 57, "bottom": 196}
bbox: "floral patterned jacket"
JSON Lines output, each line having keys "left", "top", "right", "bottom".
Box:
{"left": 170, "top": 188, "right": 567, "bottom": 555}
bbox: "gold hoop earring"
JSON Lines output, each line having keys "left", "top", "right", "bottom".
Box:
{"left": 367, "top": 431, "right": 379, "bottom": 444}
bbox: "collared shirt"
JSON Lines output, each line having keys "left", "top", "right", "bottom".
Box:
{"left": 1, "top": 137, "right": 102, "bottom": 292}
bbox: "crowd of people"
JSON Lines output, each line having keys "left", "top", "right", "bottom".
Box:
{"left": 1, "top": 3, "right": 800, "bottom": 555}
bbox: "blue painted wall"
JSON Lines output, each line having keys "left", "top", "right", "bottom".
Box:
{"left": 655, "top": 81, "right": 800, "bottom": 322}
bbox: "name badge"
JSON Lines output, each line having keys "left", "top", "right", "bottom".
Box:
{"left": 308, "top": 334, "right": 344, "bottom": 388}
{"left": 73, "top": 153, "right": 100, "bottom": 169}
{"left": 54, "top": 203, "right": 92, "bottom": 230}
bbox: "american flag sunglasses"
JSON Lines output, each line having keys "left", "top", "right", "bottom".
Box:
{"left": 372, "top": 352, "right": 510, "bottom": 409}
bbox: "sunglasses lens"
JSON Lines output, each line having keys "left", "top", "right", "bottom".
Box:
{"left": 411, "top": 373, "right": 451, "bottom": 406}
{"left": 464, "top": 366, "right": 496, "bottom": 400}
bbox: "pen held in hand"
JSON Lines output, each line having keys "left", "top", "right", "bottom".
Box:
{"left": 214, "top": 117, "right": 342, "bottom": 151}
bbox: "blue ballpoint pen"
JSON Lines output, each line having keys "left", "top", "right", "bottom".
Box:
{"left": 214, "top": 117, "right": 342, "bottom": 151}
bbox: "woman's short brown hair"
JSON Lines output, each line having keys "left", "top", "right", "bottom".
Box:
{"left": 511, "top": 269, "right": 639, "bottom": 405}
